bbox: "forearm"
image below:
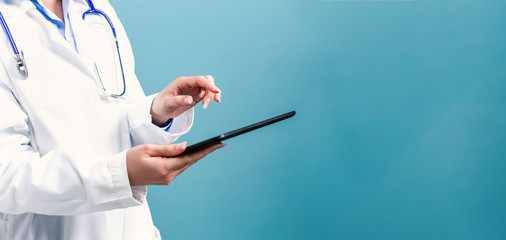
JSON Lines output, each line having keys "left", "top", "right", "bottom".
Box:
{"left": 0, "top": 149, "right": 142, "bottom": 215}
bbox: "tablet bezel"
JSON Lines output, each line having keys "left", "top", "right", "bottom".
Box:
{"left": 181, "top": 111, "right": 296, "bottom": 154}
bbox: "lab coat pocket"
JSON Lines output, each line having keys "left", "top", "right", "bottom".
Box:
{"left": 0, "top": 218, "right": 8, "bottom": 240}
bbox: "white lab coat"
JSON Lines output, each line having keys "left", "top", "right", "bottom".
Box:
{"left": 0, "top": 0, "right": 193, "bottom": 239}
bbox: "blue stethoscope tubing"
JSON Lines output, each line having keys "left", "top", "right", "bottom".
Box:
{"left": 0, "top": 11, "right": 28, "bottom": 76}
{"left": 0, "top": 0, "right": 126, "bottom": 98}
{"left": 82, "top": 0, "right": 126, "bottom": 98}
{"left": 0, "top": 11, "right": 19, "bottom": 54}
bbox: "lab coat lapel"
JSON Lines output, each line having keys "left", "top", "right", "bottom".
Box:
{"left": 67, "top": 8, "right": 97, "bottom": 75}
{"left": 24, "top": 5, "right": 97, "bottom": 80}
{"left": 1, "top": 0, "right": 33, "bottom": 18}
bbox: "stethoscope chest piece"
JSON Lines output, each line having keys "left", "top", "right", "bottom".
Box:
{"left": 1, "top": 10, "right": 28, "bottom": 78}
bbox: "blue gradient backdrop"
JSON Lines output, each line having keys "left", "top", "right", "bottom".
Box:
{"left": 110, "top": 0, "right": 506, "bottom": 239}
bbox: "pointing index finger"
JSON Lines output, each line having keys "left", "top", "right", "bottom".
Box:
{"left": 193, "top": 76, "right": 221, "bottom": 93}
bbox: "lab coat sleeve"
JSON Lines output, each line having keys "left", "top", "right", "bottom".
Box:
{"left": 102, "top": 0, "right": 194, "bottom": 146}
{"left": 127, "top": 93, "right": 194, "bottom": 146}
{"left": 0, "top": 79, "right": 143, "bottom": 216}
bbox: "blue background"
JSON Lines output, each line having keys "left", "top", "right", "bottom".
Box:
{"left": 111, "top": 0, "right": 506, "bottom": 239}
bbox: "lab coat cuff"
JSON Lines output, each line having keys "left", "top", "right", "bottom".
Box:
{"left": 167, "top": 107, "right": 193, "bottom": 136}
{"left": 128, "top": 94, "right": 194, "bottom": 146}
{"left": 131, "top": 186, "right": 148, "bottom": 203}
{"left": 109, "top": 151, "right": 146, "bottom": 206}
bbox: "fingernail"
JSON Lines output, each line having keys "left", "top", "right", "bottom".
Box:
{"left": 178, "top": 142, "right": 187, "bottom": 150}
{"left": 217, "top": 93, "right": 221, "bottom": 102}
{"left": 203, "top": 99, "right": 209, "bottom": 109}
{"left": 184, "top": 96, "right": 193, "bottom": 104}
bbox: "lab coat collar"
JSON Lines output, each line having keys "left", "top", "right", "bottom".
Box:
{"left": 1, "top": 0, "right": 90, "bottom": 18}
{"left": 1, "top": 0, "right": 36, "bottom": 17}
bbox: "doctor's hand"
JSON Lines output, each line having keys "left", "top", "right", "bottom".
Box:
{"left": 151, "top": 75, "right": 222, "bottom": 126}
{"left": 126, "top": 142, "right": 226, "bottom": 186}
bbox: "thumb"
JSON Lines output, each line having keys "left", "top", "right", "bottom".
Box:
{"left": 166, "top": 95, "right": 193, "bottom": 107}
{"left": 150, "top": 142, "right": 187, "bottom": 157}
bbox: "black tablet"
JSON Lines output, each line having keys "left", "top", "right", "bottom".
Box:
{"left": 182, "top": 111, "right": 296, "bottom": 154}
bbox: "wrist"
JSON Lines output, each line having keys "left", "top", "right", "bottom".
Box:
{"left": 150, "top": 110, "right": 170, "bottom": 127}
{"left": 150, "top": 95, "right": 171, "bottom": 126}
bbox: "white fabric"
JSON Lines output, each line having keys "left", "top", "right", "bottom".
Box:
{"left": 0, "top": 0, "right": 193, "bottom": 239}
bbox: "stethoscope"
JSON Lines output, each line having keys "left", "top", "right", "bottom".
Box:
{"left": 0, "top": 0, "right": 127, "bottom": 98}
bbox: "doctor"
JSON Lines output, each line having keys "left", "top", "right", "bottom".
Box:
{"left": 0, "top": 0, "right": 224, "bottom": 239}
